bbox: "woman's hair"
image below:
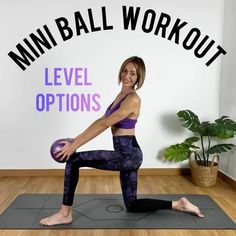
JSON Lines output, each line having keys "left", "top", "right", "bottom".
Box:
{"left": 118, "top": 56, "right": 146, "bottom": 90}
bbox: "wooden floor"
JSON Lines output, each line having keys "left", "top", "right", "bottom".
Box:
{"left": 0, "top": 174, "right": 235, "bottom": 236}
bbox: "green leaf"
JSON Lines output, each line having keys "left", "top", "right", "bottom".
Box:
{"left": 164, "top": 144, "right": 191, "bottom": 162}
{"left": 184, "top": 136, "right": 200, "bottom": 144}
{"left": 164, "top": 137, "right": 199, "bottom": 162}
{"left": 207, "top": 144, "right": 236, "bottom": 154}
{"left": 177, "top": 110, "right": 201, "bottom": 133}
{"left": 214, "top": 116, "right": 236, "bottom": 139}
{"left": 199, "top": 122, "right": 217, "bottom": 136}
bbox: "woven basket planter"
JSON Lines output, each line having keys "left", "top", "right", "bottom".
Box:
{"left": 189, "top": 154, "right": 219, "bottom": 187}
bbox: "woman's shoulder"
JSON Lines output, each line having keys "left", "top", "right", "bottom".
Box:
{"left": 127, "top": 92, "right": 141, "bottom": 104}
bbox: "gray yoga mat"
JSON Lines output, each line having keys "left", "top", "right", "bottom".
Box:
{"left": 0, "top": 194, "right": 235, "bottom": 229}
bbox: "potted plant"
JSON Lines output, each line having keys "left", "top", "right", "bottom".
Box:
{"left": 164, "top": 110, "right": 236, "bottom": 187}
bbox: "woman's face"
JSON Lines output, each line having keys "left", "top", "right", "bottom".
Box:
{"left": 120, "top": 62, "right": 138, "bottom": 89}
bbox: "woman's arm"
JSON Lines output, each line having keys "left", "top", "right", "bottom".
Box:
{"left": 58, "top": 94, "right": 140, "bottom": 160}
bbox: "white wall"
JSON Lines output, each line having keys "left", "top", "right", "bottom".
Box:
{"left": 219, "top": 0, "right": 236, "bottom": 180}
{"left": 0, "top": 0, "right": 225, "bottom": 169}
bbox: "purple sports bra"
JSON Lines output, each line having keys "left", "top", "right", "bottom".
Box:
{"left": 105, "top": 93, "right": 137, "bottom": 129}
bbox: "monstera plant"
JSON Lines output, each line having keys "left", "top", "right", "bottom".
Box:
{"left": 163, "top": 110, "right": 236, "bottom": 187}
{"left": 164, "top": 110, "right": 236, "bottom": 166}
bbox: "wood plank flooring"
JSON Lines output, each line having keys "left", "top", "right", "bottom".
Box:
{"left": 0, "top": 175, "right": 235, "bottom": 236}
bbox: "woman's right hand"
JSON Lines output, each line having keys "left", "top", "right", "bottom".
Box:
{"left": 56, "top": 140, "right": 77, "bottom": 161}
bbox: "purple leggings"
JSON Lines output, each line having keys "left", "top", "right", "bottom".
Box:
{"left": 63, "top": 135, "right": 172, "bottom": 212}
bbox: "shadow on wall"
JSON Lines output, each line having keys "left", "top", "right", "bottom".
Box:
{"left": 159, "top": 111, "right": 184, "bottom": 135}
{"left": 155, "top": 111, "right": 188, "bottom": 167}
{"left": 156, "top": 147, "right": 168, "bottom": 162}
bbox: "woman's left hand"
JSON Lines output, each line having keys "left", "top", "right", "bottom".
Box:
{"left": 56, "top": 140, "right": 77, "bottom": 161}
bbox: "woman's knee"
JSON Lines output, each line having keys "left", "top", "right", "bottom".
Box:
{"left": 65, "top": 153, "right": 80, "bottom": 170}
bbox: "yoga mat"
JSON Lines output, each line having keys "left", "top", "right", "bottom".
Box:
{"left": 0, "top": 194, "right": 235, "bottom": 229}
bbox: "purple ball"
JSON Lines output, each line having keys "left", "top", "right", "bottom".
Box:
{"left": 50, "top": 138, "right": 73, "bottom": 163}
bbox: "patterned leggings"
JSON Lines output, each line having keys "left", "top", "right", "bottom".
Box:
{"left": 63, "top": 135, "right": 172, "bottom": 212}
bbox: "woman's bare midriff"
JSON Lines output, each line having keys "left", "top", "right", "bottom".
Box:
{"left": 111, "top": 126, "right": 135, "bottom": 136}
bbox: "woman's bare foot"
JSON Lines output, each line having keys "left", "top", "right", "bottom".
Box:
{"left": 39, "top": 205, "right": 72, "bottom": 226}
{"left": 172, "top": 197, "right": 204, "bottom": 218}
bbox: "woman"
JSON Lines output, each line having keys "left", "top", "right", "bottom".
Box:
{"left": 40, "top": 56, "right": 204, "bottom": 226}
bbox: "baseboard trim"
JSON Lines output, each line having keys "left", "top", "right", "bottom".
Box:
{"left": 0, "top": 168, "right": 190, "bottom": 177}
{"left": 218, "top": 171, "right": 236, "bottom": 190}
{"left": 0, "top": 169, "right": 235, "bottom": 189}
